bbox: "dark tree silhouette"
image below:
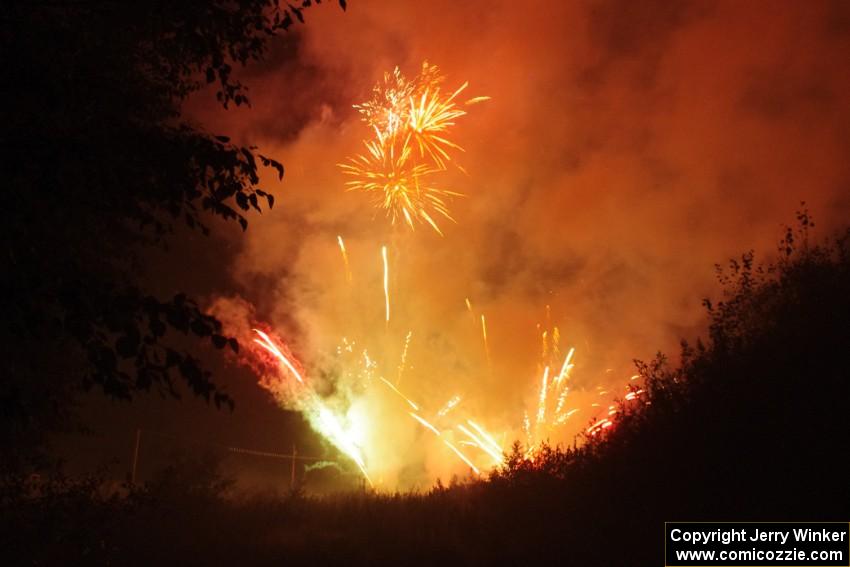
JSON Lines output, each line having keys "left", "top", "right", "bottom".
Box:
{"left": 0, "top": 0, "right": 345, "bottom": 471}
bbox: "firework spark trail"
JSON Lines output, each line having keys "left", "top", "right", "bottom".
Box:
{"left": 382, "top": 245, "right": 390, "bottom": 324}
{"left": 457, "top": 424, "right": 502, "bottom": 464}
{"left": 480, "top": 314, "right": 491, "bottom": 366}
{"left": 409, "top": 412, "right": 441, "bottom": 436}
{"left": 554, "top": 408, "right": 579, "bottom": 425}
{"left": 443, "top": 440, "right": 480, "bottom": 475}
{"left": 555, "top": 347, "right": 575, "bottom": 387}
{"left": 465, "top": 96, "right": 491, "bottom": 105}
{"left": 466, "top": 420, "right": 504, "bottom": 457}
{"left": 437, "top": 394, "right": 461, "bottom": 417}
{"left": 253, "top": 329, "right": 304, "bottom": 384}
{"left": 553, "top": 387, "right": 571, "bottom": 420}
{"left": 464, "top": 297, "right": 476, "bottom": 325}
{"left": 625, "top": 389, "right": 644, "bottom": 401}
{"left": 523, "top": 410, "right": 532, "bottom": 445}
{"left": 536, "top": 366, "right": 550, "bottom": 427}
{"left": 587, "top": 418, "right": 613, "bottom": 437}
{"left": 549, "top": 330, "right": 557, "bottom": 357}
{"left": 378, "top": 376, "right": 419, "bottom": 411}
{"left": 553, "top": 348, "right": 576, "bottom": 417}
{"left": 396, "top": 330, "right": 412, "bottom": 385}
{"left": 541, "top": 330, "right": 549, "bottom": 361}
{"left": 409, "top": 411, "right": 500, "bottom": 473}
{"left": 337, "top": 235, "right": 352, "bottom": 283}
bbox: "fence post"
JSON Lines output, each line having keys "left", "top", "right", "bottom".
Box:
{"left": 290, "top": 444, "right": 297, "bottom": 489}
{"left": 131, "top": 428, "right": 141, "bottom": 486}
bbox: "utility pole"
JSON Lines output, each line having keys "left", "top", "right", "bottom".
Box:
{"left": 131, "top": 428, "right": 141, "bottom": 486}
{"left": 290, "top": 444, "right": 297, "bottom": 489}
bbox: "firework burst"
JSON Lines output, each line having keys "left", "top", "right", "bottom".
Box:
{"left": 339, "top": 62, "right": 487, "bottom": 234}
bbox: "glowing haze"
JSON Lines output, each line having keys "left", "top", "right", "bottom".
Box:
{"left": 191, "top": 1, "right": 850, "bottom": 489}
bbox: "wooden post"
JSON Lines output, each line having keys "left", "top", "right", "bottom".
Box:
{"left": 290, "top": 444, "right": 297, "bottom": 489}
{"left": 131, "top": 428, "right": 141, "bottom": 486}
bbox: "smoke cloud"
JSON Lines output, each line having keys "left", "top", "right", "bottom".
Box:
{"left": 187, "top": 0, "right": 850, "bottom": 488}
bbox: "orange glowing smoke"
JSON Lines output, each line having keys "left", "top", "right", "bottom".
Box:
{"left": 223, "top": 49, "right": 650, "bottom": 484}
